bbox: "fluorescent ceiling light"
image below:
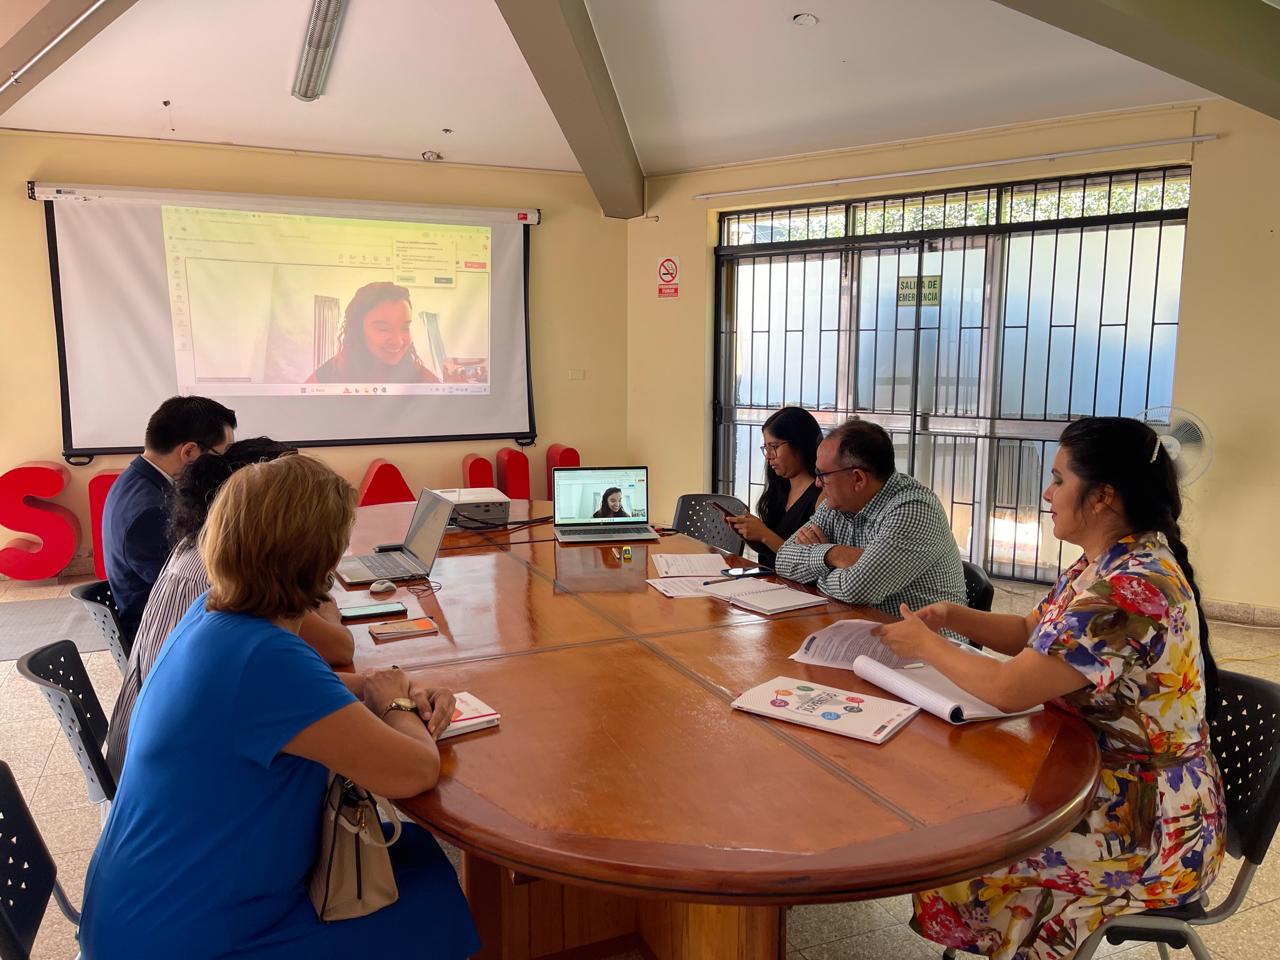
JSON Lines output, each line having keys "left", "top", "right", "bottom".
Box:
{"left": 292, "top": 0, "right": 348, "bottom": 102}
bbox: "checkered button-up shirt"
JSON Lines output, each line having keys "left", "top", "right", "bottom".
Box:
{"left": 775, "top": 471, "right": 967, "bottom": 616}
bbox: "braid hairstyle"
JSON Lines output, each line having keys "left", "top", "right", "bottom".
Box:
{"left": 1058, "top": 417, "right": 1219, "bottom": 720}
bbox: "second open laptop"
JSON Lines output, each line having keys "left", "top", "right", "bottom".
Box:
{"left": 552, "top": 466, "right": 660, "bottom": 543}
{"left": 337, "top": 488, "right": 452, "bottom": 585}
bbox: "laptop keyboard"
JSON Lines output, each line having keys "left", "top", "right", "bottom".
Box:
{"left": 562, "top": 526, "right": 652, "bottom": 537}
{"left": 359, "top": 553, "right": 423, "bottom": 578}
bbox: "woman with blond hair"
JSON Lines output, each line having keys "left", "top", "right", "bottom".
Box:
{"left": 81, "top": 455, "right": 480, "bottom": 958}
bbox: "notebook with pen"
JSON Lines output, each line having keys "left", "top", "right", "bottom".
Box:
{"left": 697, "top": 577, "right": 826, "bottom": 615}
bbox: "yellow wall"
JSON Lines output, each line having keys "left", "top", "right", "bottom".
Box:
{"left": 0, "top": 130, "right": 628, "bottom": 560}
{"left": 6, "top": 102, "right": 1280, "bottom": 607}
{"left": 626, "top": 101, "right": 1280, "bottom": 608}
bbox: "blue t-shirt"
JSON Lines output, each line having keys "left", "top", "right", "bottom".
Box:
{"left": 82, "top": 599, "right": 357, "bottom": 956}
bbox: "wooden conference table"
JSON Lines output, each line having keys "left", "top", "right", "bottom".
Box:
{"left": 335, "top": 500, "right": 1100, "bottom": 960}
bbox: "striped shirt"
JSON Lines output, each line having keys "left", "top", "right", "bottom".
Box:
{"left": 105, "top": 541, "right": 209, "bottom": 780}
{"left": 775, "top": 471, "right": 966, "bottom": 617}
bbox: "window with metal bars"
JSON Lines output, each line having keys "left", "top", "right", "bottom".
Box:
{"left": 714, "top": 166, "right": 1190, "bottom": 582}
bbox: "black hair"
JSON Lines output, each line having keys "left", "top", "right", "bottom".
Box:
{"left": 166, "top": 437, "right": 296, "bottom": 547}
{"left": 595, "top": 487, "right": 627, "bottom": 518}
{"left": 1057, "top": 416, "right": 1218, "bottom": 720}
{"left": 335, "top": 281, "right": 433, "bottom": 378}
{"left": 827, "top": 418, "right": 896, "bottom": 480}
{"left": 144, "top": 396, "right": 237, "bottom": 454}
{"left": 756, "top": 406, "right": 823, "bottom": 527}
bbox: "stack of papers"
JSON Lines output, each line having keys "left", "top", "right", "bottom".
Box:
{"left": 645, "top": 576, "right": 716, "bottom": 599}
{"left": 651, "top": 553, "right": 729, "bottom": 578}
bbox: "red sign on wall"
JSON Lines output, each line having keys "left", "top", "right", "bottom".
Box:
{"left": 658, "top": 257, "right": 680, "bottom": 299}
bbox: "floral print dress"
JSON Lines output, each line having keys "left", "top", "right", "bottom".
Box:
{"left": 913, "top": 532, "right": 1226, "bottom": 960}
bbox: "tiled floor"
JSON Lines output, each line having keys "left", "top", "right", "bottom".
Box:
{"left": 2, "top": 578, "right": 1278, "bottom": 958}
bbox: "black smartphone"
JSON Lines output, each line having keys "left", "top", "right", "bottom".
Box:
{"left": 721, "top": 566, "right": 773, "bottom": 578}
{"left": 710, "top": 501, "right": 735, "bottom": 517}
{"left": 338, "top": 601, "right": 407, "bottom": 622}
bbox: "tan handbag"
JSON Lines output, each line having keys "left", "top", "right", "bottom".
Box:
{"left": 309, "top": 773, "right": 401, "bottom": 921}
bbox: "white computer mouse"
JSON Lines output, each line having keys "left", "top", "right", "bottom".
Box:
{"left": 369, "top": 579, "right": 397, "bottom": 596}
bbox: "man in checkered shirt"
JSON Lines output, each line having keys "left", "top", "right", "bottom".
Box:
{"left": 775, "top": 419, "right": 966, "bottom": 616}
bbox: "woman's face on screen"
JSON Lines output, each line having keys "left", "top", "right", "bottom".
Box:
{"left": 361, "top": 300, "right": 414, "bottom": 366}
{"left": 607, "top": 491, "right": 622, "bottom": 512}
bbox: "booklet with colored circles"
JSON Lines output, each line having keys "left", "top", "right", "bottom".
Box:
{"left": 731, "top": 676, "right": 918, "bottom": 744}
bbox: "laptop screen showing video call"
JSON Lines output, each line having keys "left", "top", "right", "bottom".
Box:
{"left": 554, "top": 468, "right": 649, "bottom": 526}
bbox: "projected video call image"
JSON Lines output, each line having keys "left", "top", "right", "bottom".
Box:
{"left": 163, "top": 206, "right": 493, "bottom": 397}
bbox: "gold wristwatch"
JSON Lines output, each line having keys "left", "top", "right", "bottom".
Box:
{"left": 380, "top": 697, "right": 417, "bottom": 720}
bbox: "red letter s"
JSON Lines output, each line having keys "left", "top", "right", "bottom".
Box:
{"left": 0, "top": 462, "right": 81, "bottom": 580}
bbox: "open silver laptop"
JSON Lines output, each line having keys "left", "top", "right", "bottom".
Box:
{"left": 552, "top": 467, "right": 660, "bottom": 543}
{"left": 337, "top": 488, "right": 452, "bottom": 585}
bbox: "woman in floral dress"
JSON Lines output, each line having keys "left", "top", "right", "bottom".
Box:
{"left": 876, "top": 416, "right": 1225, "bottom": 960}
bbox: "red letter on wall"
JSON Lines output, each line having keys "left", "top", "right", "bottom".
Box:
{"left": 545, "top": 443, "right": 581, "bottom": 499}
{"left": 357, "top": 459, "right": 415, "bottom": 507}
{"left": 495, "top": 448, "right": 530, "bottom": 500}
{"left": 0, "top": 462, "right": 81, "bottom": 581}
{"left": 88, "top": 470, "right": 122, "bottom": 579}
{"left": 462, "top": 454, "right": 494, "bottom": 489}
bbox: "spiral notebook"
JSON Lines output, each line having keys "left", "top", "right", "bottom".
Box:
{"left": 698, "top": 578, "right": 826, "bottom": 615}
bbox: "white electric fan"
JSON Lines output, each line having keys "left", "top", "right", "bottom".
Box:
{"left": 1137, "top": 406, "right": 1214, "bottom": 484}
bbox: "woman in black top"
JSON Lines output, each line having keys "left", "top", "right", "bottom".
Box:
{"left": 593, "top": 487, "right": 629, "bottom": 518}
{"left": 726, "top": 407, "right": 823, "bottom": 568}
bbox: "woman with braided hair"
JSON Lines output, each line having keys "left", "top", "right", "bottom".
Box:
{"left": 876, "top": 416, "right": 1224, "bottom": 959}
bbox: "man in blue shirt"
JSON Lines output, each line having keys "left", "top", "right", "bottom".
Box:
{"left": 102, "top": 396, "right": 236, "bottom": 641}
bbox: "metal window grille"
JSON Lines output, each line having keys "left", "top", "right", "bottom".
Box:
{"left": 714, "top": 166, "right": 1190, "bottom": 582}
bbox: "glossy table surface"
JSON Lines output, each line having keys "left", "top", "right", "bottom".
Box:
{"left": 340, "top": 501, "right": 1100, "bottom": 904}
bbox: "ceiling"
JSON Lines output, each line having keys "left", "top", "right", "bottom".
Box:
{"left": 584, "top": 0, "right": 1208, "bottom": 174}
{"left": 0, "top": 0, "right": 580, "bottom": 171}
{"left": 1, "top": 0, "right": 1209, "bottom": 177}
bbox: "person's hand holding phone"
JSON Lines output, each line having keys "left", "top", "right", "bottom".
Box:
{"left": 712, "top": 502, "right": 769, "bottom": 543}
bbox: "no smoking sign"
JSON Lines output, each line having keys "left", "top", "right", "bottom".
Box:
{"left": 657, "top": 256, "right": 680, "bottom": 299}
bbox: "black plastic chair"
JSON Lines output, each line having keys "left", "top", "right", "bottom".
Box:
{"left": 961, "top": 561, "right": 994, "bottom": 612}
{"left": 16, "top": 641, "right": 116, "bottom": 805}
{"left": 69, "top": 580, "right": 130, "bottom": 676}
{"left": 0, "top": 761, "right": 80, "bottom": 960}
{"left": 943, "top": 671, "right": 1280, "bottom": 960}
{"left": 670, "top": 494, "right": 748, "bottom": 556}
{"left": 1072, "top": 670, "right": 1280, "bottom": 959}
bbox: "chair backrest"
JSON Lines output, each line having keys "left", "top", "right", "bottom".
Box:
{"left": 1210, "top": 671, "right": 1280, "bottom": 864}
{"left": 69, "top": 579, "right": 130, "bottom": 675}
{"left": 16, "top": 641, "right": 116, "bottom": 804}
{"left": 961, "top": 561, "right": 995, "bottom": 612}
{"left": 0, "top": 761, "right": 60, "bottom": 960}
{"left": 671, "top": 494, "right": 748, "bottom": 556}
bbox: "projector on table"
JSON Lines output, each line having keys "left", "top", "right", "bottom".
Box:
{"left": 433, "top": 487, "right": 511, "bottom": 528}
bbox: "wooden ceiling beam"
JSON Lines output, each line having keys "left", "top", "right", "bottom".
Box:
{"left": 990, "top": 0, "right": 1280, "bottom": 122}
{"left": 494, "top": 0, "right": 643, "bottom": 219}
{"left": 0, "top": 0, "right": 141, "bottom": 115}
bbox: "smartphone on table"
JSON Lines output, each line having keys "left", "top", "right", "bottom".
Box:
{"left": 338, "top": 601, "right": 408, "bottom": 622}
{"left": 721, "top": 566, "right": 773, "bottom": 578}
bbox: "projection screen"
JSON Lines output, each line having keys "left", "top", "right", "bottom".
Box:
{"left": 34, "top": 182, "right": 539, "bottom": 456}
